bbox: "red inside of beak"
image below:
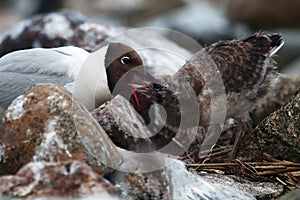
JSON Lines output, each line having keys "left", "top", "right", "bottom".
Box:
{"left": 127, "top": 73, "right": 149, "bottom": 111}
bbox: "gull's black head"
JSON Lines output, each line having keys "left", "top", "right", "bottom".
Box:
{"left": 105, "top": 43, "right": 146, "bottom": 92}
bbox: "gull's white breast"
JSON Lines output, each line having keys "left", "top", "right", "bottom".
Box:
{"left": 0, "top": 46, "right": 111, "bottom": 111}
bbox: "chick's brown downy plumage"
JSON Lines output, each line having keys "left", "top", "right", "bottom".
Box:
{"left": 175, "top": 32, "right": 284, "bottom": 158}
{"left": 207, "top": 33, "right": 283, "bottom": 119}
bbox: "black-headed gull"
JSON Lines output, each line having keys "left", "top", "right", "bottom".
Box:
{"left": 0, "top": 43, "right": 152, "bottom": 112}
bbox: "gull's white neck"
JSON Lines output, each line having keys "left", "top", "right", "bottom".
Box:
{"left": 71, "top": 45, "right": 111, "bottom": 111}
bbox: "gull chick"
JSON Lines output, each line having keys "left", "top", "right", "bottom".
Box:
{"left": 175, "top": 32, "right": 284, "bottom": 158}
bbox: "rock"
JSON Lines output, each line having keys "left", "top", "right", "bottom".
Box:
{"left": 255, "top": 91, "right": 300, "bottom": 162}
{"left": 239, "top": 91, "right": 300, "bottom": 162}
{"left": 251, "top": 74, "right": 300, "bottom": 126}
{"left": 200, "top": 173, "right": 283, "bottom": 199}
{"left": 0, "top": 9, "right": 125, "bottom": 54}
{"left": 0, "top": 161, "right": 118, "bottom": 200}
{"left": 0, "top": 10, "right": 86, "bottom": 57}
{"left": 91, "top": 95, "right": 155, "bottom": 152}
{"left": 112, "top": 170, "right": 169, "bottom": 199}
{"left": 0, "top": 83, "right": 121, "bottom": 175}
{"left": 226, "top": 0, "right": 300, "bottom": 29}
{"left": 111, "top": 158, "right": 258, "bottom": 200}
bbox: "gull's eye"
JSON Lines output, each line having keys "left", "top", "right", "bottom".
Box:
{"left": 120, "top": 56, "right": 130, "bottom": 65}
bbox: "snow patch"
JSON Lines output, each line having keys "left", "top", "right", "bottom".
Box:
{"left": 33, "top": 117, "right": 72, "bottom": 162}
{"left": 42, "top": 14, "right": 74, "bottom": 39}
{"left": 9, "top": 95, "right": 27, "bottom": 120}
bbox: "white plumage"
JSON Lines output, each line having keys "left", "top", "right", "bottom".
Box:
{"left": 0, "top": 46, "right": 89, "bottom": 77}
{"left": 0, "top": 46, "right": 111, "bottom": 111}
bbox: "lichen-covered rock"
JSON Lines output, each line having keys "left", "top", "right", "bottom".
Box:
{"left": 0, "top": 83, "right": 121, "bottom": 175}
{"left": 0, "top": 9, "right": 126, "bottom": 55}
{"left": 91, "top": 95, "right": 155, "bottom": 152}
{"left": 0, "top": 161, "right": 118, "bottom": 200}
{"left": 252, "top": 74, "right": 300, "bottom": 126}
{"left": 0, "top": 10, "right": 86, "bottom": 57}
{"left": 239, "top": 90, "right": 300, "bottom": 162}
{"left": 255, "top": 91, "right": 300, "bottom": 162}
{"left": 113, "top": 170, "right": 169, "bottom": 199}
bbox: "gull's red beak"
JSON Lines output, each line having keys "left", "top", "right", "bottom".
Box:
{"left": 128, "top": 82, "right": 151, "bottom": 111}
{"left": 125, "top": 71, "right": 154, "bottom": 111}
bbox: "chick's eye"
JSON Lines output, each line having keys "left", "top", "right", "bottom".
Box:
{"left": 121, "top": 56, "right": 130, "bottom": 65}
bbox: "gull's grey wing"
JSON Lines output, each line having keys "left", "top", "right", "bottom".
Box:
{"left": 0, "top": 72, "right": 73, "bottom": 109}
{"left": 0, "top": 47, "right": 89, "bottom": 77}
